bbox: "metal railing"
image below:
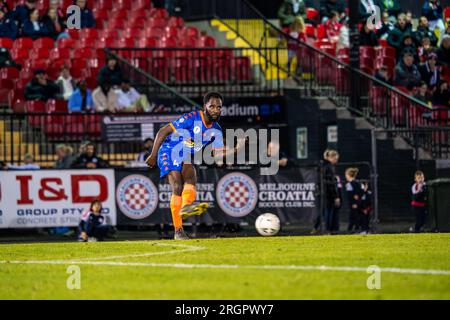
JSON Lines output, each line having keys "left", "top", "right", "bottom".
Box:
{"left": 107, "top": 47, "right": 283, "bottom": 97}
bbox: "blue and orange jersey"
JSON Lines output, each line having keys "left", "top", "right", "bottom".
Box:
{"left": 161, "top": 110, "right": 224, "bottom": 154}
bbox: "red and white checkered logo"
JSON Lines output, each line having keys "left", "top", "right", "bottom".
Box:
{"left": 117, "top": 175, "right": 158, "bottom": 220}
{"left": 216, "top": 173, "right": 257, "bottom": 217}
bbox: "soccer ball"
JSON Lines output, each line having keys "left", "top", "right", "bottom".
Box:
{"left": 255, "top": 213, "right": 280, "bottom": 237}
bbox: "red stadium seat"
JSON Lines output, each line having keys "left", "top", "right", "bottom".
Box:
{"left": 26, "top": 100, "right": 46, "bottom": 128}
{"left": 96, "top": 0, "right": 113, "bottom": 10}
{"left": 30, "top": 48, "right": 50, "bottom": 60}
{"left": 360, "top": 46, "right": 376, "bottom": 59}
{"left": 49, "top": 47, "right": 71, "bottom": 61}
{"left": 117, "top": 37, "right": 136, "bottom": 48}
{"left": 70, "top": 67, "right": 91, "bottom": 80}
{"left": 369, "top": 86, "right": 388, "bottom": 115}
{"left": 99, "top": 29, "right": 119, "bottom": 39}
{"left": 137, "top": 37, "right": 159, "bottom": 49}
{"left": 150, "top": 8, "right": 169, "bottom": 19}
{"left": 34, "top": 37, "right": 55, "bottom": 49}
{"left": 376, "top": 46, "right": 396, "bottom": 59}
{"left": 360, "top": 57, "right": 374, "bottom": 69}
{"left": 67, "top": 29, "right": 80, "bottom": 39}
{"left": 317, "top": 24, "right": 326, "bottom": 40}
{"left": 121, "top": 28, "right": 142, "bottom": 39}
{"left": 305, "top": 24, "right": 315, "bottom": 38}
{"left": 108, "top": 19, "right": 126, "bottom": 29}
{"left": 13, "top": 37, "right": 34, "bottom": 50}
{"left": 445, "top": 7, "right": 450, "bottom": 19}
{"left": 0, "top": 79, "right": 13, "bottom": 105}
{"left": 0, "top": 67, "right": 20, "bottom": 79}
{"left": 129, "top": 9, "right": 148, "bottom": 20}
{"left": 46, "top": 99, "right": 68, "bottom": 113}
{"left": 233, "top": 57, "right": 252, "bottom": 82}
{"left": 27, "top": 59, "right": 49, "bottom": 70}
{"left": 71, "top": 58, "right": 88, "bottom": 69}
{"left": 306, "top": 8, "right": 319, "bottom": 21}
{"left": 9, "top": 89, "right": 26, "bottom": 113}
{"left": 168, "top": 17, "right": 184, "bottom": 28}
{"left": 129, "top": 17, "right": 147, "bottom": 29}
{"left": 110, "top": 9, "right": 129, "bottom": 20}
{"left": 149, "top": 17, "right": 167, "bottom": 29}
{"left": 145, "top": 28, "right": 165, "bottom": 38}
{"left": 58, "top": 37, "right": 76, "bottom": 48}
{"left": 183, "top": 26, "right": 200, "bottom": 39}
{"left": 73, "top": 47, "right": 97, "bottom": 59}
{"left": 0, "top": 37, "right": 13, "bottom": 49}
{"left": 79, "top": 28, "right": 99, "bottom": 40}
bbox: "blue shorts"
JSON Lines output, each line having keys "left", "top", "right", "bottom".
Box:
{"left": 157, "top": 146, "right": 190, "bottom": 178}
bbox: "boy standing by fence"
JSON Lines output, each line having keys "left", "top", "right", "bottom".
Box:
{"left": 411, "top": 171, "right": 428, "bottom": 233}
{"left": 360, "top": 181, "right": 373, "bottom": 235}
{"left": 345, "top": 168, "right": 363, "bottom": 233}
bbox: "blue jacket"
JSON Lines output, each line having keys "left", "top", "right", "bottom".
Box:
{"left": 68, "top": 89, "right": 94, "bottom": 112}
{"left": 422, "top": 1, "right": 443, "bottom": 22}
{"left": 12, "top": 4, "right": 32, "bottom": 26}
{"left": 22, "top": 20, "right": 48, "bottom": 39}
{"left": 0, "top": 17, "right": 17, "bottom": 39}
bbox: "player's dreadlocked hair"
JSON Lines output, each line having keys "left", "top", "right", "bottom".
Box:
{"left": 203, "top": 92, "right": 224, "bottom": 106}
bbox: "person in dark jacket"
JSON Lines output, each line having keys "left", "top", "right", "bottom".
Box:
{"left": 71, "top": 143, "right": 109, "bottom": 169}
{"left": 360, "top": 181, "right": 372, "bottom": 234}
{"left": 394, "top": 52, "right": 422, "bottom": 89}
{"left": 360, "top": 23, "right": 379, "bottom": 47}
{"left": 414, "top": 81, "right": 433, "bottom": 105}
{"left": 376, "top": 10, "right": 394, "bottom": 40}
{"left": 398, "top": 33, "right": 418, "bottom": 63}
{"left": 419, "top": 53, "right": 440, "bottom": 89}
{"left": 312, "top": 149, "right": 341, "bottom": 234}
{"left": 42, "top": 7, "right": 65, "bottom": 40}
{"left": 387, "top": 13, "right": 412, "bottom": 52}
{"left": 278, "top": 0, "right": 306, "bottom": 28}
{"left": 421, "top": 0, "right": 445, "bottom": 35}
{"left": 97, "top": 56, "right": 123, "bottom": 87}
{"left": 432, "top": 80, "right": 450, "bottom": 107}
{"left": 374, "top": 65, "right": 392, "bottom": 85}
{"left": 436, "top": 34, "right": 450, "bottom": 66}
{"left": 79, "top": 200, "right": 115, "bottom": 242}
{"left": 415, "top": 16, "right": 438, "bottom": 47}
{"left": 345, "top": 167, "right": 363, "bottom": 233}
{"left": 74, "top": 0, "right": 95, "bottom": 29}
{"left": 22, "top": 9, "right": 48, "bottom": 40}
{"left": 0, "top": 8, "right": 17, "bottom": 39}
{"left": 24, "top": 69, "right": 60, "bottom": 101}
{"left": 410, "top": 171, "right": 428, "bottom": 233}
{"left": 12, "top": 0, "right": 35, "bottom": 28}
{"left": 319, "top": 0, "right": 347, "bottom": 23}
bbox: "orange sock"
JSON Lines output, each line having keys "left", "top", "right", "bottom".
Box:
{"left": 170, "top": 195, "right": 183, "bottom": 231}
{"left": 181, "top": 184, "right": 196, "bottom": 207}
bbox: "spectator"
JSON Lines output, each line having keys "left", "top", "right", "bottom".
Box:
{"left": 277, "top": 0, "right": 306, "bottom": 28}
{"left": 436, "top": 34, "right": 450, "bottom": 66}
{"left": 415, "top": 16, "right": 438, "bottom": 47}
{"left": 410, "top": 171, "right": 428, "bottom": 233}
{"left": 374, "top": 65, "right": 392, "bottom": 85}
{"left": 319, "top": 0, "right": 347, "bottom": 23}
{"left": 74, "top": 0, "right": 95, "bottom": 29}
{"left": 325, "top": 11, "right": 342, "bottom": 42}
{"left": 24, "top": 69, "right": 60, "bottom": 101}
{"left": 7, "top": 154, "right": 40, "bottom": 170}
{"left": 398, "top": 33, "right": 418, "bottom": 63}
{"left": 71, "top": 142, "right": 109, "bottom": 169}
{"left": 419, "top": 53, "right": 441, "bottom": 89}
{"left": 136, "top": 138, "right": 154, "bottom": 162}
{"left": 286, "top": 16, "right": 306, "bottom": 76}
{"left": 414, "top": 81, "right": 432, "bottom": 105}
{"left": 12, "top": 0, "right": 36, "bottom": 28}
{"left": 54, "top": 144, "right": 74, "bottom": 169}
{"left": 405, "top": 10, "right": 413, "bottom": 29}
{"left": 116, "top": 79, "right": 151, "bottom": 112}
{"left": 48, "top": 0, "right": 66, "bottom": 23}
{"left": 418, "top": 36, "right": 435, "bottom": 62}
{"left": 22, "top": 9, "right": 48, "bottom": 40}
{"left": 92, "top": 82, "right": 118, "bottom": 112}
{"left": 387, "top": 13, "right": 412, "bottom": 52}
{"left": 79, "top": 199, "right": 115, "bottom": 242}
{"left": 336, "top": 17, "right": 349, "bottom": 52}
{"left": 432, "top": 80, "right": 450, "bottom": 107}
{"left": 376, "top": 10, "right": 394, "bottom": 40}
{"left": 42, "top": 7, "right": 65, "bottom": 40}
{"left": 394, "top": 52, "right": 422, "bottom": 89}
{"left": 421, "top": 0, "right": 445, "bottom": 36}
{"left": 380, "top": 0, "right": 401, "bottom": 19}
{"left": 68, "top": 80, "right": 94, "bottom": 112}
{"left": 0, "top": 7, "right": 18, "bottom": 39}
{"left": 97, "top": 56, "right": 123, "bottom": 87}
{"left": 55, "top": 66, "right": 76, "bottom": 100}
{"left": 360, "top": 22, "right": 379, "bottom": 47}
{"left": 0, "top": 47, "right": 21, "bottom": 69}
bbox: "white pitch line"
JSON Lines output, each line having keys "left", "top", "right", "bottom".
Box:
{"left": 75, "top": 243, "right": 205, "bottom": 261}
{"left": 0, "top": 259, "right": 449, "bottom": 276}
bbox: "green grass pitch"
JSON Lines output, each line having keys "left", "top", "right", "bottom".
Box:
{"left": 0, "top": 233, "right": 449, "bottom": 299}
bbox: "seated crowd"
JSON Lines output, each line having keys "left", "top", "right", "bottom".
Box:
{"left": 279, "top": 0, "right": 450, "bottom": 108}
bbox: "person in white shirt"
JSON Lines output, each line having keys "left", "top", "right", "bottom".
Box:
{"left": 56, "top": 66, "right": 76, "bottom": 101}
{"left": 7, "top": 154, "right": 40, "bottom": 170}
{"left": 92, "top": 82, "right": 118, "bottom": 113}
{"left": 116, "top": 79, "right": 151, "bottom": 112}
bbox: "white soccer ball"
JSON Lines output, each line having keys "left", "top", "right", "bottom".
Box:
{"left": 255, "top": 213, "right": 280, "bottom": 237}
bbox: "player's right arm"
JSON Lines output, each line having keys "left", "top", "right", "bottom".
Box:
{"left": 145, "top": 124, "right": 174, "bottom": 168}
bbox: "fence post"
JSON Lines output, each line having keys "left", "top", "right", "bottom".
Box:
{"left": 371, "top": 129, "right": 379, "bottom": 228}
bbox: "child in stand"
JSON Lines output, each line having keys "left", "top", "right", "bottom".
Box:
{"left": 78, "top": 199, "right": 116, "bottom": 242}
{"left": 287, "top": 16, "right": 307, "bottom": 77}
{"left": 411, "top": 171, "right": 428, "bottom": 233}
{"left": 345, "top": 168, "right": 363, "bottom": 233}
{"left": 326, "top": 11, "right": 342, "bottom": 43}
{"left": 360, "top": 181, "right": 373, "bottom": 235}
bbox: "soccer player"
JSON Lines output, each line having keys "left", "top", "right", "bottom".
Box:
{"left": 146, "top": 92, "right": 226, "bottom": 240}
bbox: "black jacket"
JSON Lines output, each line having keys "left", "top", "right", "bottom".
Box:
{"left": 346, "top": 180, "right": 363, "bottom": 211}
{"left": 419, "top": 62, "right": 441, "bottom": 88}
{"left": 24, "top": 78, "right": 60, "bottom": 101}
{"left": 97, "top": 65, "right": 123, "bottom": 87}
{"left": 387, "top": 23, "right": 413, "bottom": 50}
{"left": 437, "top": 44, "right": 450, "bottom": 66}
{"left": 322, "top": 160, "right": 339, "bottom": 208}
{"left": 71, "top": 153, "right": 109, "bottom": 169}
{"left": 411, "top": 183, "right": 428, "bottom": 207}
{"left": 360, "top": 29, "right": 379, "bottom": 47}
{"left": 415, "top": 26, "right": 438, "bottom": 47}
{"left": 0, "top": 16, "right": 17, "bottom": 39}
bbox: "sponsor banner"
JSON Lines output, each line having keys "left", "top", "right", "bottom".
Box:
{"left": 0, "top": 170, "right": 116, "bottom": 229}
{"left": 115, "top": 167, "right": 318, "bottom": 226}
